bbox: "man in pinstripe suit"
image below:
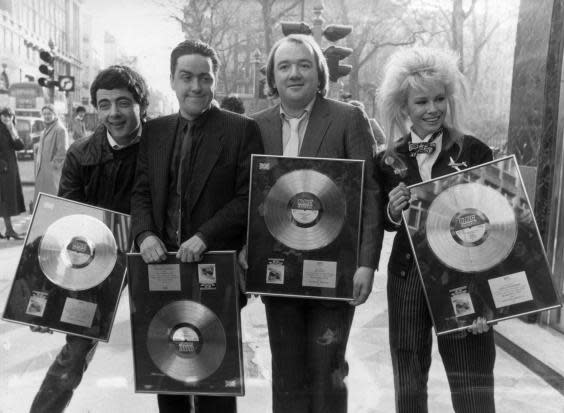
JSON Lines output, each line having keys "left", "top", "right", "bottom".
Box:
{"left": 130, "top": 40, "right": 263, "bottom": 413}
{"left": 240, "top": 34, "right": 384, "bottom": 413}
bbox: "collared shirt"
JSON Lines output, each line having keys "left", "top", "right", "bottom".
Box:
{"left": 410, "top": 128, "right": 443, "bottom": 182}
{"left": 279, "top": 96, "right": 316, "bottom": 155}
{"left": 387, "top": 128, "right": 444, "bottom": 226}
{"left": 106, "top": 125, "right": 142, "bottom": 150}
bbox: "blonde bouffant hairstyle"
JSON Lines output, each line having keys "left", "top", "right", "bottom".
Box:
{"left": 378, "top": 47, "right": 470, "bottom": 157}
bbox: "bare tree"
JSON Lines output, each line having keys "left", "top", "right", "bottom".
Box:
{"left": 325, "top": 0, "right": 430, "bottom": 98}
{"left": 255, "top": 0, "right": 303, "bottom": 52}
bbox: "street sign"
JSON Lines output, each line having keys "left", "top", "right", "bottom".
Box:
{"left": 58, "top": 75, "right": 75, "bottom": 92}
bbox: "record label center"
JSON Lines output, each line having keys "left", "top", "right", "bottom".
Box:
{"left": 289, "top": 192, "right": 321, "bottom": 227}
{"left": 425, "top": 182, "right": 517, "bottom": 273}
{"left": 450, "top": 208, "right": 490, "bottom": 246}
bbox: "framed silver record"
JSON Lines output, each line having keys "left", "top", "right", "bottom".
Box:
{"left": 127, "top": 251, "right": 244, "bottom": 396}
{"left": 403, "top": 155, "right": 562, "bottom": 335}
{"left": 2, "top": 193, "right": 130, "bottom": 341}
{"left": 246, "top": 155, "right": 364, "bottom": 300}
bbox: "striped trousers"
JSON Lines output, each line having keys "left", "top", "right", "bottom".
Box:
{"left": 387, "top": 265, "right": 496, "bottom": 413}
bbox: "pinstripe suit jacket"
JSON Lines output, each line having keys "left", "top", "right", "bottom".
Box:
{"left": 375, "top": 128, "right": 493, "bottom": 278}
{"left": 252, "top": 95, "right": 384, "bottom": 269}
{"left": 131, "top": 106, "right": 264, "bottom": 250}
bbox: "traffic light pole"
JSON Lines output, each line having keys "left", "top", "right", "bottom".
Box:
{"left": 280, "top": 0, "right": 352, "bottom": 99}
{"left": 38, "top": 40, "right": 56, "bottom": 104}
{"left": 312, "top": 1, "right": 324, "bottom": 44}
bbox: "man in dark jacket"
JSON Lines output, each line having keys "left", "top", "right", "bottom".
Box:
{"left": 29, "top": 65, "right": 149, "bottom": 413}
{"left": 131, "top": 39, "right": 263, "bottom": 413}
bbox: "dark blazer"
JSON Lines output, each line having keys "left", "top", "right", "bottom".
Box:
{"left": 131, "top": 106, "right": 263, "bottom": 251}
{"left": 58, "top": 125, "right": 138, "bottom": 214}
{"left": 252, "top": 95, "right": 383, "bottom": 269}
{"left": 0, "top": 124, "right": 25, "bottom": 216}
{"left": 375, "top": 127, "right": 493, "bottom": 277}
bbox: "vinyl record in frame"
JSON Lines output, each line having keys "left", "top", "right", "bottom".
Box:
{"left": 246, "top": 155, "right": 364, "bottom": 300}
{"left": 2, "top": 193, "right": 130, "bottom": 341}
{"left": 403, "top": 156, "right": 562, "bottom": 335}
{"left": 127, "top": 251, "right": 244, "bottom": 396}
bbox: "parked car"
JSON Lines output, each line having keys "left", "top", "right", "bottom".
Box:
{"left": 15, "top": 116, "right": 44, "bottom": 160}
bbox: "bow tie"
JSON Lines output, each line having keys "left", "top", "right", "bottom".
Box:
{"left": 408, "top": 141, "right": 436, "bottom": 157}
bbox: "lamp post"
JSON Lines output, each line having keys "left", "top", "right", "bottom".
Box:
{"left": 252, "top": 48, "right": 262, "bottom": 99}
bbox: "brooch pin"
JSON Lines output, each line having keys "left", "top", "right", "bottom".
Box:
{"left": 448, "top": 157, "right": 467, "bottom": 171}
{"left": 384, "top": 155, "right": 407, "bottom": 177}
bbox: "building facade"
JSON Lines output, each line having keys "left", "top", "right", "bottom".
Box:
{"left": 0, "top": 0, "right": 84, "bottom": 113}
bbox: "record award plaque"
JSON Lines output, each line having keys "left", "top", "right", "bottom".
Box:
{"left": 2, "top": 193, "right": 130, "bottom": 341}
{"left": 127, "top": 252, "right": 244, "bottom": 395}
{"left": 403, "top": 155, "right": 561, "bottom": 335}
{"left": 246, "top": 155, "right": 364, "bottom": 300}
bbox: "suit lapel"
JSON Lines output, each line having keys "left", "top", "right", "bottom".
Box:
{"left": 188, "top": 113, "right": 224, "bottom": 211}
{"left": 300, "top": 97, "right": 331, "bottom": 157}
{"left": 262, "top": 106, "right": 283, "bottom": 155}
{"left": 395, "top": 134, "right": 423, "bottom": 183}
{"left": 151, "top": 115, "right": 178, "bottom": 232}
{"left": 153, "top": 116, "right": 177, "bottom": 211}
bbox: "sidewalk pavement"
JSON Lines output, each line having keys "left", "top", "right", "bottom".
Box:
{"left": 1, "top": 232, "right": 564, "bottom": 412}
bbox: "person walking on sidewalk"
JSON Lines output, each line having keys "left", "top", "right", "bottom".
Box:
{"left": 0, "top": 107, "right": 26, "bottom": 240}
{"left": 29, "top": 65, "right": 149, "bottom": 413}
{"left": 33, "top": 104, "right": 68, "bottom": 207}
{"left": 375, "top": 47, "right": 496, "bottom": 413}
{"left": 70, "top": 105, "right": 88, "bottom": 142}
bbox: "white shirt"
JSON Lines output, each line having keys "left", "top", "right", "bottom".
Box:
{"left": 410, "top": 129, "right": 443, "bottom": 182}
{"left": 106, "top": 125, "right": 142, "bottom": 150}
{"left": 279, "top": 96, "right": 316, "bottom": 155}
{"left": 387, "top": 129, "right": 444, "bottom": 226}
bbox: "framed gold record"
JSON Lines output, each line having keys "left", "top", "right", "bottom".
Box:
{"left": 2, "top": 193, "right": 130, "bottom": 341}
{"left": 246, "top": 155, "right": 364, "bottom": 300}
{"left": 403, "top": 156, "right": 562, "bottom": 335}
{"left": 127, "top": 252, "right": 244, "bottom": 395}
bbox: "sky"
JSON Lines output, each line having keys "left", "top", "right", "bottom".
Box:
{"left": 82, "top": 0, "right": 183, "bottom": 102}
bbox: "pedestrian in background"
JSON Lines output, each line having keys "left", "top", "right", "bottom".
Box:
{"left": 0, "top": 107, "right": 25, "bottom": 240}
{"left": 220, "top": 94, "right": 246, "bottom": 114}
{"left": 349, "top": 99, "right": 386, "bottom": 151}
{"left": 33, "top": 104, "right": 68, "bottom": 207}
{"left": 375, "top": 46, "right": 495, "bottom": 413}
{"left": 70, "top": 105, "right": 87, "bottom": 141}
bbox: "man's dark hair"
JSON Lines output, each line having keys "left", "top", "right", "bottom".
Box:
{"left": 90, "top": 65, "right": 150, "bottom": 120}
{"left": 170, "top": 40, "right": 220, "bottom": 76}
{"left": 220, "top": 95, "right": 245, "bottom": 114}
{"left": 75, "top": 106, "right": 86, "bottom": 115}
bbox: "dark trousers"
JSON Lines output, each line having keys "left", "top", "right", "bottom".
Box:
{"left": 264, "top": 296, "right": 355, "bottom": 413}
{"left": 30, "top": 335, "right": 98, "bottom": 413}
{"left": 387, "top": 266, "right": 496, "bottom": 413}
{"left": 157, "top": 394, "right": 236, "bottom": 413}
{"left": 156, "top": 290, "right": 246, "bottom": 413}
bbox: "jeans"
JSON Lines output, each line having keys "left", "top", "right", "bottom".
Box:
{"left": 30, "top": 335, "right": 98, "bottom": 413}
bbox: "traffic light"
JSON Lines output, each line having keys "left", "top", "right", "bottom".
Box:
{"left": 280, "top": 21, "right": 312, "bottom": 36}
{"left": 324, "top": 45, "right": 353, "bottom": 82}
{"left": 38, "top": 50, "right": 57, "bottom": 89}
{"left": 323, "top": 24, "right": 352, "bottom": 42}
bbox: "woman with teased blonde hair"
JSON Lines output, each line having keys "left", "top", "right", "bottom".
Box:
{"left": 375, "top": 47, "right": 496, "bottom": 413}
